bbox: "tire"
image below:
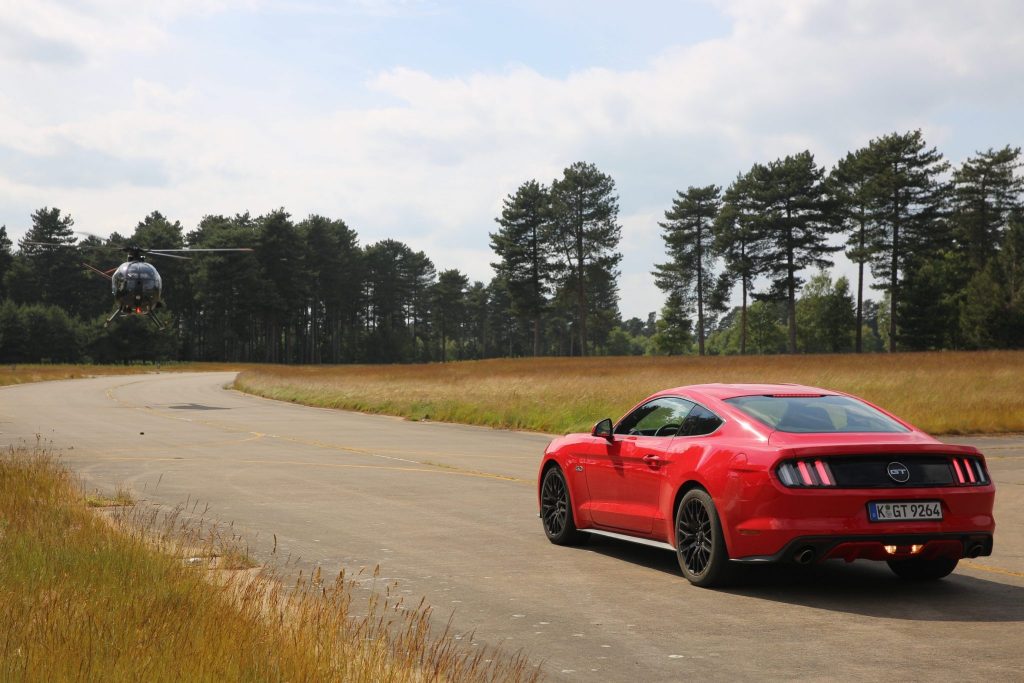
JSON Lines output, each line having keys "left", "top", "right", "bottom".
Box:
{"left": 887, "top": 556, "right": 959, "bottom": 580}
{"left": 675, "top": 489, "right": 733, "bottom": 587}
{"left": 540, "top": 466, "right": 587, "bottom": 546}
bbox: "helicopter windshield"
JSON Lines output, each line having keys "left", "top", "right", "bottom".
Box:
{"left": 112, "top": 262, "right": 162, "bottom": 294}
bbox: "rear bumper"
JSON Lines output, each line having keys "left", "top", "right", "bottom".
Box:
{"left": 721, "top": 479, "right": 995, "bottom": 561}
{"left": 732, "top": 532, "right": 994, "bottom": 564}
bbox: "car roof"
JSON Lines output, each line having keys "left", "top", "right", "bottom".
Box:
{"left": 656, "top": 383, "right": 842, "bottom": 402}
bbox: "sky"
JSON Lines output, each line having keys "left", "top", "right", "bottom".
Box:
{"left": 1, "top": 0, "right": 1022, "bottom": 319}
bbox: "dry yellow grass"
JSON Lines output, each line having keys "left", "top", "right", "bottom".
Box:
{"left": 0, "top": 446, "right": 540, "bottom": 682}
{"left": 235, "top": 352, "right": 1024, "bottom": 435}
{"left": 0, "top": 362, "right": 249, "bottom": 387}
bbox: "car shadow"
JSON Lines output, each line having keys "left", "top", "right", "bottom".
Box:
{"left": 579, "top": 536, "right": 1024, "bottom": 623}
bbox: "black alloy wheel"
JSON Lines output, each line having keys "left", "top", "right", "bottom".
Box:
{"left": 540, "top": 467, "right": 586, "bottom": 546}
{"left": 675, "top": 489, "right": 733, "bottom": 587}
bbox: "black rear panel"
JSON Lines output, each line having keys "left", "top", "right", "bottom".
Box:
{"left": 776, "top": 455, "right": 989, "bottom": 488}
{"left": 828, "top": 456, "right": 955, "bottom": 488}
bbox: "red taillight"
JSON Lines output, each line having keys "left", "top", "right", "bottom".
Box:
{"left": 952, "top": 459, "right": 965, "bottom": 483}
{"left": 796, "top": 460, "right": 813, "bottom": 485}
{"left": 778, "top": 459, "right": 835, "bottom": 488}
{"left": 950, "top": 456, "right": 988, "bottom": 485}
{"left": 964, "top": 459, "right": 976, "bottom": 483}
{"left": 815, "top": 460, "right": 833, "bottom": 486}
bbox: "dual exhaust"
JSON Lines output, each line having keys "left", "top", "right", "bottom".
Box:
{"left": 793, "top": 542, "right": 985, "bottom": 564}
{"left": 794, "top": 547, "right": 816, "bottom": 565}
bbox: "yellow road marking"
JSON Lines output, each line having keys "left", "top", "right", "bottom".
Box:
{"left": 234, "top": 458, "right": 527, "bottom": 481}
{"left": 961, "top": 560, "right": 1024, "bottom": 579}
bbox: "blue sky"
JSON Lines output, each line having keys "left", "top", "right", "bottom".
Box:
{"left": 1, "top": 0, "right": 1022, "bottom": 318}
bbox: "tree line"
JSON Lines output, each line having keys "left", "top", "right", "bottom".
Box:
{"left": 0, "top": 132, "right": 1020, "bottom": 364}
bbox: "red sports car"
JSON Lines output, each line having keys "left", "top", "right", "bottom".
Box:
{"left": 537, "top": 384, "right": 995, "bottom": 587}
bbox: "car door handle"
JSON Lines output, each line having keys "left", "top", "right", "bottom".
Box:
{"left": 642, "top": 454, "right": 664, "bottom": 466}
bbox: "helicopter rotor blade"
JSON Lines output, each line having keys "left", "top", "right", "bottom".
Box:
{"left": 22, "top": 240, "right": 121, "bottom": 252}
{"left": 145, "top": 251, "right": 192, "bottom": 260}
{"left": 150, "top": 248, "right": 254, "bottom": 253}
{"left": 83, "top": 263, "right": 115, "bottom": 280}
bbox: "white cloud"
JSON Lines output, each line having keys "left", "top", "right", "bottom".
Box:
{"left": 1, "top": 0, "right": 1022, "bottom": 318}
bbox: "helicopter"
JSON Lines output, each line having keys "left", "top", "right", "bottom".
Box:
{"left": 23, "top": 239, "right": 253, "bottom": 329}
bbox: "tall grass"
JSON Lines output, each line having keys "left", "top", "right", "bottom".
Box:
{"left": 0, "top": 362, "right": 249, "bottom": 387}
{"left": 0, "top": 446, "right": 540, "bottom": 682}
{"left": 235, "top": 351, "right": 1024, "bottom": 435}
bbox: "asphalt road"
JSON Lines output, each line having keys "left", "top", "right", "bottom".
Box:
{"left": 2, "top": 372, "right": 1022, "bottom": 681}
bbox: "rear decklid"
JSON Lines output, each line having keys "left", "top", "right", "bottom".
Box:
{"left": 769, "top": 434, "right": 988, "bottom": 489}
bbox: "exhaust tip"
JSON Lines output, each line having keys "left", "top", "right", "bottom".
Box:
{"left": 967, "top": 544, "right": 984, "bottom": 558}
{"left": 794, "top": 547, "right": 816, "bottom": 565}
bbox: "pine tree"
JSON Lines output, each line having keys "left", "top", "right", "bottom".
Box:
{"left": 713, "top": 172, "right": 765, "bottom": 354}
{"left": 862, "top": 130, "right": 951, "bottom": 352}
{"left": 299, "top": 215, "right": 362, "bottom": 363}
{"left": 11, "top": 207, "right": 91, "bottom": 317}
{"left": 256, "top": 210, "right": 306, "bottom": 363}
{"left": 547, "top": 162, "right": 622, "bottom": 356}
{"left": 653, "top": 185, "right": 721, "bottom": 355}
{"left": 828, "top": 147, "right": 877, "bottom": 352}
{"left": 952, "top": 146, "right": 1023, "bottom": 269}
{"left": 0, "top": 226, "right": 12, "bottom": 300}
{"left": 490, "top": 180, "right": 551, "bottom": 356}
{"left": 432, "top": 269, "right": 469, "bottom": 362}
{"left": 747, "top": 152, "right": 838, "bottom": 353}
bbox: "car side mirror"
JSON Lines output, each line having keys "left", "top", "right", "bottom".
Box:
{"left": 592, "top": 418, "right": 614, "bottom": 440}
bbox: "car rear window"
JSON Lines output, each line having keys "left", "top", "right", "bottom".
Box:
{"left": 724, "top": 395, "right": 910, "bottom": 433}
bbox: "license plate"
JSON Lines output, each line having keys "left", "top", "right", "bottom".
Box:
{"left": 868, "top": 501, "right": 943, "bottom": 522}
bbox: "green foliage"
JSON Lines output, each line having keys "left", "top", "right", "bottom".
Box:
{"left": 713, "top": 174, "right": 765, "bottom": 355}
{"left": 861, "top": 130, "right": 951, "bottom": 351}
{"left": 796, "top": 272, "right": 856, "bottom": 353}
{"left": 951, "top": 146, "right": 1023, "bottom": 268}
{"left": 547, "top": 161, "right": 623, "bottom": 355}
{"left": 745, "top": 151, "right": 838, "bottom": 353}
{"left": 0, "top": 225, "right": 12, "bottom": 300}
{"left": 827, "top": 146, "right": 877, "bottom": 352}
{"left": 0, "top": 301, "right": 86, "bottom": 363}
{"left": 653, "top": 185, "right": 721, "bottom": 355}
{"left": 491, "top": 180, "right": 551, "bottom": 355}
{"left": 650, "top": 292, "right": 693, "bottom": 355}
{"left": 432, "top": 269, "right": 469, "bottom": 361}
{"left": 898, "top": 259, "right": 958, "bottom": 351}
{"left": 1, "top": 134, "right": 1021, "bottom": 363}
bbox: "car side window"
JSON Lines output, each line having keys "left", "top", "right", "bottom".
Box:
{"left": 678, "top": 404, "right": 724, "bottom": 437}
{"left": 614, "top": 398, "right": 695, "bottom": 437}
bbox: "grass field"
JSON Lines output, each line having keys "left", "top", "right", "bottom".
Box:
{"left": 235, "top": 351, "right": 1024, "bottom": 435}
{"left": 0, "top": 362, "right": 247, "bottom": 387}
{"left": 0, "top": 446, "right": 539, "bottom": 682}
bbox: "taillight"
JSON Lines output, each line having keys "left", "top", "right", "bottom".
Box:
{"left": 950, "top": 456, "right": 988, "bottom": 485}
{"left": 777, "top": 459, "right": 836, "bottom": 487}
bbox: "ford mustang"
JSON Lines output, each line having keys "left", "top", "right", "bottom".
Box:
{"left": 537, "top": 384, "right": 995, "bottom": 587}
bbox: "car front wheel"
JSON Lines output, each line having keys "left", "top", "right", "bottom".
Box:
{"left": 540, "top": 466, "right": 586, "bottom": 546}
{"left": 675, "top": 489, "right": 733, "bottom": 587}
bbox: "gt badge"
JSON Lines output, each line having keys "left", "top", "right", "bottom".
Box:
{"left": 887, "top": 462, "right": 910, "bottom": 483}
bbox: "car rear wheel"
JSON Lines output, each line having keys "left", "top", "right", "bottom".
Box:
{"left": 540, "top": 466, "right": 586, "bottom": 546}
{"left": 887, "top": 556, "right": 959, "bottom": 580}
{"left": 675, "top": 489, "right": 732, "bottom": 587}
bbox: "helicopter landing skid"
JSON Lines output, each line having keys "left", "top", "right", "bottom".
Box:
{"left": 104, "top": 309, "right": 120, "bottom": 327}
{"left": 147, "top": 310, "right": 167, "bottom": 330}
